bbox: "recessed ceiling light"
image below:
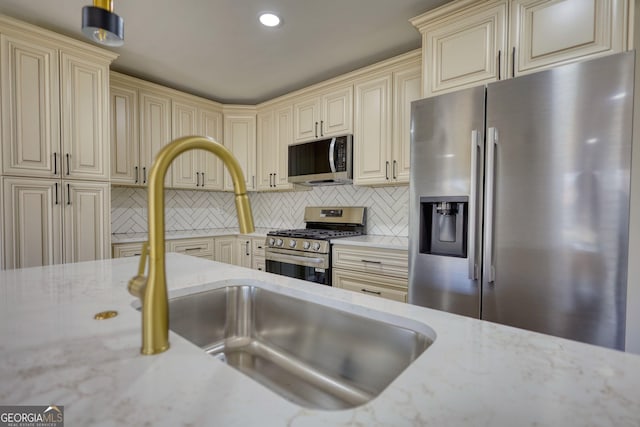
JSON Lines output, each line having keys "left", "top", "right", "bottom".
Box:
{"left": 259, "top": 13, "right": 281, "bottom": 27}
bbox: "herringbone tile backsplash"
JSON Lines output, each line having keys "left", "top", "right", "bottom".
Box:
{"left": 111, "top": 185, "right": 409, "bottom": 236}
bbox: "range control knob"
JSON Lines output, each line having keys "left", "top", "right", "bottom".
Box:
{"left": 268, "top": 238, "right": 275, "bottom": 246}
{"left": 275, "top": 239, "right": 283, "bottom": 247}
{"left": 312, "top": 242, "right": 321, "bottom": 251}
{"left": 302, "top": 241, "right": 310, "bottom": 250}
{"left": 288, "top": 239, "right": 297, "bottom": 248}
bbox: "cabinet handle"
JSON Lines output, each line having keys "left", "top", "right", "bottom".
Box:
{"left": 393, "top": 160, "right": 397, "bottom": 180}
{"left": 360, "top": 259, "right": 382, "bottom": 264}
{"left": 66, "top": 153, "right": 70, "bottom": 175}
{"left": 252, "top": 175, "right": 255, "bottom": 189}
{"left": 66, "top": 183, "right": 71, "bottom": 205}
{"left": 512, "top": 47, "right": 516, "bottom": 78}
{"left": 184, "top": 247, "right": 204, "bottom": 252}
{"left": 143, "top": 167, "right": 146, "bottom": 184}
{"left": 135, "top": 166, "right": 139, "bottom": 184}
{"left": 361, "top": 288, "right": 382, "bottom": 295}
{"left": 385, "top": 161, "right": 389, "bottom": 180}
{"left": 315, "top": 121, "right": 318, "bottom": 138}
{"left": 273, "top": 172, "right": 276, "bottom": 187}
{"left": 54, "top": 183, "right": 59, "bottom": 205}
{"left": 53, "top": 152, "right": 58, "bottom": 175}
{"left": 196, "top": 172, "right": 200, "bottom": 187}
{"left": 497, "top": 50, "right": 502, "bottom": 80}
{"left": 201, "top": 172, "right": 205, "bottom": 187}
{"left": 245, "top": 241, "right": 250, "bottom": 256}
{"left": 320, "top": 120, "right": 324, "bottom": 136}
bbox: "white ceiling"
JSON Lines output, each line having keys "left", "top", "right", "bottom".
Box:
{"left": 0, "top": 0, "right": 450, "bottom": 104}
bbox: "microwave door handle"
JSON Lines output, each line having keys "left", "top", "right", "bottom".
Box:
{"left": 329, "top": 137, "right": 337, "bottom": 173}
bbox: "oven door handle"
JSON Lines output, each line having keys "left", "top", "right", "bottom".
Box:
{"left": 266, "top": 252, "right": 325, "bottom": 266}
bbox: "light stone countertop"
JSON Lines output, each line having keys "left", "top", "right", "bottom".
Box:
{"left": 111, "top": 228, "right": 272, "bottom": 244}
{"left": 1, "top": 254, "right": 639, "bottom": 426}
{"left": 331, "top": 235, "right": 408, "bottom": 250}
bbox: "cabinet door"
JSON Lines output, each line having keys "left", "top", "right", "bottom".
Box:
{"left": 60, "top": 52, "right": 110, "bottom": 180}
{"left": 2, "top": 177, "right": 62, "bottom": 269}
{"left": 293, "top": 97, "right": 321, "bottom": 142}
{"left": 199, "top": 108, "right": 224, "bottom": 190}
{"left": 510, "top": 0, "right": 628, "bottom": 76}
{"left": 110, "top": 82, "right": 139, "bottom": 184}
{"left": 62, "top": 181, "right": 110, "bottom": 263}
{"left": 321, "top": 86, "right": 353, "bottom": 137}
{"left": 139, "top": 89, "right": 172, "bottom": 186}
{"left": 274, "top": 104, "right": 294, "bottom": 189}
{"left": 223, "top": 114, "right": 256, "bottom": 191}
{"left": 112, "top": 242, "right": 145, "bottom": 258}
{"left": 171, "top": 100, "right": 199, "bottom": 188}
{"left": 392, "top": 64, "right": 422, "bottom": 184}
{"left": 214, "top": 236, "right": 238, "bottom": 265}
{"left": 354, "top": 74, "right": 392, "bottom": 186}
{"left": 422, "top": 1, "right": 508, "bottom": 96}
{"left": 237, "top": 238, "right": 252, "bottom": 268}
{"left": 1, "top": 35, "right": 60, "bottom": 178}
{"left": 332, "top": 269, "right": 407, "bottom": 302}
{"left": 256, "top": 109, "right": 276, "bottom": 190}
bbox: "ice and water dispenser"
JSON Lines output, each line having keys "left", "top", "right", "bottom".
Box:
{"left": 419, "top": 197, "right": 468, "bottom": 257}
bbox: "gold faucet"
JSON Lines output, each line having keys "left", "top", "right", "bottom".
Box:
{"left": 128, "top": 136, "right": 255, "bottom": 355}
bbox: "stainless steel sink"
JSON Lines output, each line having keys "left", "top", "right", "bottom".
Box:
{"left": 168, "top": 285, "right": 435, "bottom": 410}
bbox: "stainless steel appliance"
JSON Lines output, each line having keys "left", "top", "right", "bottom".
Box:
{"left": 266, "top": 206, "right": 366, "bottom": 285}
{"left": 288, "top": 135, "right": 353, "bottom": 185}
{"left": 409, "top": 52, "right": 634, "bottom": 350}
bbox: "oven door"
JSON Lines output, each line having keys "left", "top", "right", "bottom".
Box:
{"left": 265, "top": 248, "right": 331, "bottom": 286}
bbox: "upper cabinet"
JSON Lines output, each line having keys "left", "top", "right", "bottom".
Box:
{"left": 172, "top": 96, "right": 224, "bottom": 190}
{"left": 353, "top": 58, "right": 421, "bottom": 186}
{"left": 293, "top": 85, "right": 353, "bottom": 142}
{"left": 257, "top": 103, "right": 294, "bottom": 191}
{"left": 1, "top": 25, "right": 116, "bottom": 180}
{"left": 411, "top": 0, "right": 630, "bottom": 97}
{"left": 110, "top": 72, "right": 224, "bottom": 189}
{"left": 223, "top": 107, "right": 257, "bottom": 192}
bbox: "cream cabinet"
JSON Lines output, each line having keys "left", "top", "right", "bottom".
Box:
{"left": 251, "top": 237, "right": 266, "bottom": 271}
{"left": 110, "top": 76, "right": 140, "bottom": 184}
{"left": 1, "top": 31, "right": 114, "bottom": 180}
{"left": 2, "top": 177, "right": 109, "bottom": 269}
{"left": 257, "top": 103, "right": 293, "bottom": 191}
{"left": 172, "top": 98, "right": 224, "bottom": 190}
{"left": 354, "top": 61, "right": 421, "bottom": 186}
{"left": 223, "top": 108, "right": 257, "bottom": 192}
{"left": 139, "top": 87, "right": 172, "bottom": 187}
{"left": 237, "top": 237, "right": 253, "bottom": 268}
{"left": 332, "top": 244, "right": 408, "bottom": 302}
{"left": 167, "top": 237, "right": 214, "bottom": 260}
{"left": 214, "top": 235, "right": 239, "bottom": 265}
{"left": 112, "top": 242, "right": 144, "bottom": 258}
{"left": 412, "top": 0, "right": 630, "bottom": 97}
{"left": 293, "top": 85, "right": 353, "bottom": 142}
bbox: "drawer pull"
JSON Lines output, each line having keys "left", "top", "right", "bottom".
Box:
{"left": 184, "top": 247, "right": 204, "bottom": 252}
{"left": 360, "top": 259, "right": 382, "bottom": 264}
{"left": 361, "top": 288, "right": 382, "bottom": 295}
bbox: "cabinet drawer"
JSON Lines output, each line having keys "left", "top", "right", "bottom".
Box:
{"left": 252, "top": 238, "right": 266, "bottom": 258}
{"left": 253, "top": 256, "right": 265, "bottom": 272}
{"left": 333, "top": 268, "right": 407, "bottom": 302}
{"left": 168, "top": 237, "right": 214, "bottom": 260}
{"left": 332, "top": 245, "right": 408, "bottom": 278}
{"left": 112, "top": 242, "right": 145, "bottom": 258}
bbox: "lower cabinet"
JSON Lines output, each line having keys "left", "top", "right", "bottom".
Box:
{"left": 214, "top": 235, "right": 238, "bottom": 265}
{"left": 2, "top": 177, "right": 110, "bottom": 269}
{"left": 168, "top": 237, "right": 214, "bottom": 260}
{"left": 251, "top": 238, "right": 266, "bottom": 271}
{"left": 332, "top": 244, "right": 408, "bottom": 302}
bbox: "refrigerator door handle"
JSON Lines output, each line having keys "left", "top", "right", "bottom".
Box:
{"left": 483, "top": 127, "right": 498, "bottom": 285}
{"left": 468, "top": 129, "right": 482, "bottom": 280}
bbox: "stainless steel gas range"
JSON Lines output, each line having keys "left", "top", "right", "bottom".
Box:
{"left": 265, "top": 207, "right": 366, "bottom": 286}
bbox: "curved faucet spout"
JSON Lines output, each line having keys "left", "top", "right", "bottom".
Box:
{"left": 130, "top": 136, "right": 255, "bottom": 355}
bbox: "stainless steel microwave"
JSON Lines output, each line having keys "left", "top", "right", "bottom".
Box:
{"left": 287, "top": 135, "right": 353, "bottom": 186}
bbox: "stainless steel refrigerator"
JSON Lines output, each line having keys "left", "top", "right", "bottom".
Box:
{"left": 408, "top": 51, "right": 634, "bottom": 350}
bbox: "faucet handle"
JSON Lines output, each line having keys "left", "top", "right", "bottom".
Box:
{"left": 128, "top": 241, "right": 150, "bottom": 299}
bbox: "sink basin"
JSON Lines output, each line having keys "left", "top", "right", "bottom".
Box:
{"left": 168, "top": 284, "right": 435, "bottom": 410}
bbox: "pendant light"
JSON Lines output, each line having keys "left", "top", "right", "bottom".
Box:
{"left": 82, "top": 0, "right": 124, "bottom": 47}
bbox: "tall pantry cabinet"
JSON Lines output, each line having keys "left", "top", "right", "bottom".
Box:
{"left": 0, "top": 15, "right": 117, "bottom": 269}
